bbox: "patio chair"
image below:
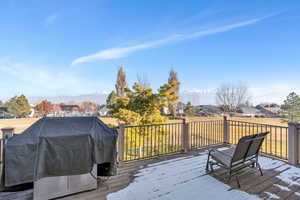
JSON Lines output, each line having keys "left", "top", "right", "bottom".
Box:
{"left": 205, "top": 132, "right": 269, "bottom": 187}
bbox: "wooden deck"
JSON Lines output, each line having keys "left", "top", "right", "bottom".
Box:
{"left": 1, "top": 146, "right": 300, "bottom": 200}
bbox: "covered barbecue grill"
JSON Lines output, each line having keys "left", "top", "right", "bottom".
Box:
{"left": 1, "top": 117, "right": 118, "bottom": 188}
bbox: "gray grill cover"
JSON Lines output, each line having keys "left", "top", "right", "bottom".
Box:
{"left": 1, "top": 117, "right": 118, "bottom": 187}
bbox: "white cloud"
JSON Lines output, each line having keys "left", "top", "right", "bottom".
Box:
{"left": 72, "top": 15, "right": 271, "bottom": 65}
{"left": 44, "top": 14, "right": 58, "bottom": 26}
{"left": 0, "top": 59, "right": 102, "bottom": 98}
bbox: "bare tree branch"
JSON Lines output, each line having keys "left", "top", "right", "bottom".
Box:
{"left": 216, "top": 82, "right": 250, "bottom": 112}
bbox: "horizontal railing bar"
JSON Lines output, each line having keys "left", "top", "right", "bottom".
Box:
{"left": 228, "top": 120, "right": 288, "bottom": 129}
{"left": 121, "top": 122, "right": 183, "bottom": 128}
{"left": 122, "top": 120, "right": 224, "bottom": 128}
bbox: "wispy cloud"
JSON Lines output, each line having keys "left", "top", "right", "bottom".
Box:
{"left": 72, "top": 15, "right": 271, "bottom": 65}
{"left": 44, "top": 14, "right": 58, "bottom": 26}
{"left": 0, "top": 59, "right": 102, "bottom": 98}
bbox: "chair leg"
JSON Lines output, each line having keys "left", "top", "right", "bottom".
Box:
{"left": 257, "top": 162, "right": 263, "bottom": 176}
{"left": 206, "top": 155, "right": 210, "bottom": 171}
{"left": 206, "top": 152, "right": 211, "bottom": 171}
{"left": 227, "top": 170, "right": 232, "bottom": 183}
{"left": 236, "top": 176, "right": 241, "bottom": 188}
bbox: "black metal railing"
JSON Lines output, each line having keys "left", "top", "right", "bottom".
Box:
{"left": 120, "top": 120, "right": 225, "bottom": 161}
{"left": 189, "top": 120, "right": 224, "bottom": 149}
{"left": 118, "top": 119, "right": 289, "bottom": 162}
{"left": 228, "top": 120, "right": 288, "bottom": 160}
{"left": 122, "top": 123, "right": 183, "bottom": 161}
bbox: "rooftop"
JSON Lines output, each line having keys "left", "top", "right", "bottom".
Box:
{"left": 2, "top": 146, "right": 300, "bottom": 200}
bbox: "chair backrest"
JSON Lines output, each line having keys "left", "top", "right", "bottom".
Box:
{"left": 245, "top": 132, "right": 269, "bottom": 158}
{"left": 231, "top": 135, "right": 255, "bottom": 163}
{"left": 231, "top": 132, "right": 269, "bottom": 163}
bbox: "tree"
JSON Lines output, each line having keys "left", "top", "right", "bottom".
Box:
{"left": 0, "top": 100, "right": 3, "bottom": 106}
{"left": 168, "top": 69, "right": 179, "bottom": 93}
{"left": 80, "top": 101, "right": 97, "bottom": 114}
{"left": 106, "top": 91, "right": 117, "bottom": 110}
{"left": 108, "top": 83, "right": 169, "bottom": 158}
{"left": 216, "top": 82, "right": 250, "bottom": 112}
{"left": 110, "top": 83, "right": 166, "bottom": 125}
{"left": 281, "top": 92, "right": 300, "bottom": 121}
{"left": 167, "top": 69, "right": 180, "bottom": 118}
{"left": 115, "top": 66, "right": 128, "bottom": 97}
{"left": 35, "top": 100, "right": 53, "bottom": 116}
{"left": 159, "top": 79, "right": 180, "bottom": 118}
{"left": 184, "top": 102, "right": 197, "bottom": 116}
{"left": 6, "top": 95, "right": 31, "bottom": 117}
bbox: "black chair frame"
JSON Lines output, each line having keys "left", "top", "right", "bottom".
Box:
{"left": 206, "top": 132, "right": 269, "bottom": 188}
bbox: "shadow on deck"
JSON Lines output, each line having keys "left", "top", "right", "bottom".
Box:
{"left": 1, "top": 145, "right": 300, "bottom": 200}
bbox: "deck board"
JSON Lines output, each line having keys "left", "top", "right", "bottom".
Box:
{"left": 1, "top": 146, "right": 300, "bottom": 200}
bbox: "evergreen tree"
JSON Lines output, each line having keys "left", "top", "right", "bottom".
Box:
{"left": 6, "top": 95, "right": 31, "bottom": 117}
{"left": 184, "top": 102, "right": 197, "bottom": 116}
{"left": 109, "top": 83, "right": 166, "bottom": 125}
{"left": 106, "top": 91, "right": 117, "bottom": 115}
{"left": 282, "top": 92, "right": 300, "bottom": 121}
{"left": 167, "top": 69, "right": 180, "bottom": 118}
{"left": 168, "top": 69, "right": 179, "bottom": 93}
{"left": 115, "top": 66, "right": 128, "bottom": 97}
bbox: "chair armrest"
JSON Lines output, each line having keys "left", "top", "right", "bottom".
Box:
{"left": 208, "top": 148, "right": 216, "bottom": 153}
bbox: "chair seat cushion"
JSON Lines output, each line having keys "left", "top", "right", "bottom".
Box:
{"left": 219, "top": 147, "right": 235, "bottom": 157}
{"left": 211, "top": 147, "right": 235, "bottom": 167}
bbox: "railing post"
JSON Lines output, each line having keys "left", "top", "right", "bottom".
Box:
{"left": 288, "top": 122, "right": 300, "bottom": 165}
{"left": 117, "top": 126, "right": 125, "bottom": 163}
{"left": 182, "top": 119, "right": 190, "bottom": 152}
{"left": 223, "top": 116, "right": 230, "bottom": 144}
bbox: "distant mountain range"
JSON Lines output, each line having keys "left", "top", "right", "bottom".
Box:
{"left": 28, "top": 93, "right": 108, "bottom": 105}
{"left": 3, "top": 88, "right": 284, "bottom": 105}
{"left": 27, "top": 90, "right": 216, "bottom": 105}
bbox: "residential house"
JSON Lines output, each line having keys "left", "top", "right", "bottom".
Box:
{"left": 80, "top": 103, "right": 98, "bottom": 116}
{"left": 176, "top": 102, "right": 185, "bottom": 116}
{"left": 50, "top": 104, "right": 81, "bottom": 116}
{"left": 196, "top": 105, "right": 222, "bottom": 117}
{"left": 0, "top": 106, "right": 8, "bottom": 118}
{"left": 235, "top": 106, "right": 263, "bottom": 118}
{"left": 29, "top": 104, "right": 35, "bottom": 118}
{"left": 256, "top": 103, "right": 282, "bottom": 117}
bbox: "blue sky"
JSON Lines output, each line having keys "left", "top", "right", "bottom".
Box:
{"left": 1, "top": 0, "right": 300, "bottom": 104}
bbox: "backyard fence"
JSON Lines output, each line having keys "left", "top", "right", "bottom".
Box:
{"left": 118, "top": 117, "right": 291, "bottom": 162}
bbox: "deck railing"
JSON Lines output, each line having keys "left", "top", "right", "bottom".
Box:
{"left": 119, "top": 120, "right": 225, "bottom": 161}
{"left": 228, "top": 120, "right": 288, "bottom": 160}
{"left": 189, "top": 120, "right": 224, "bottom": 149}
{"left": 0, "top": 119, "right": 293, "bottom": 163}
{"left": 121, "top": 123, "right": 183, "bottom": 161}
{"left": 118, "top": 118, "right": 290, "bottom": 162}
